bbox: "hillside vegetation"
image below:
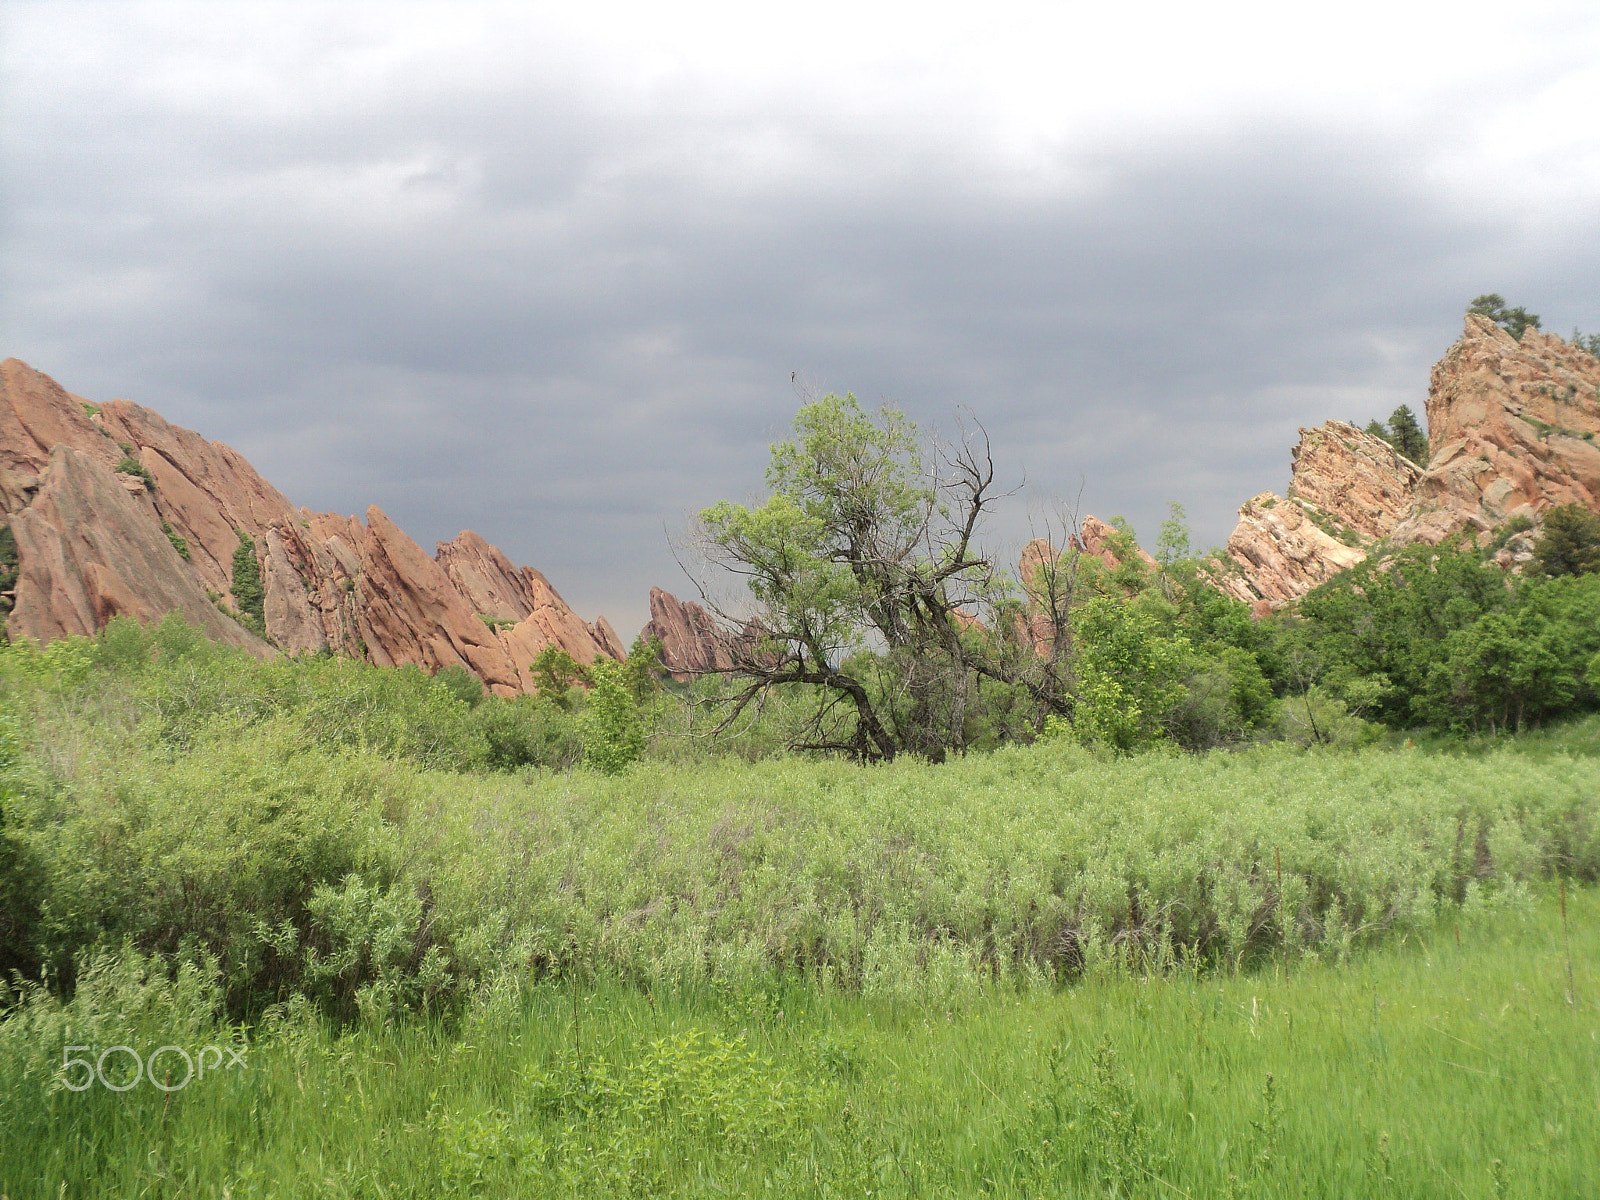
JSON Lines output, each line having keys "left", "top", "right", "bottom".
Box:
{"left": 2, "top": 616, "right": 1596, "bottom": 1024}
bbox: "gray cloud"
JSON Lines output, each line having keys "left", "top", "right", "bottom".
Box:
{"left": 4, "top": 2, "right": 1599, "bottom": 634}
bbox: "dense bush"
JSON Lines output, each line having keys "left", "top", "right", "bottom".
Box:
{"left": 1292, "top": 539, "right": 1600, "bottom": 734}
{"left": 2, "top": 617, "right": 1596, "bottom": 1024}
{"left": 229, "top": 530, "right": 265, "bottom": 629}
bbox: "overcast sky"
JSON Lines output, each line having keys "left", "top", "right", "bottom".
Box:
{"left": 4, "top": 1, "right": 1598, "bottom": 636}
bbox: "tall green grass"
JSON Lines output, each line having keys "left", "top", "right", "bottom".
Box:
{"left": 2, "top": 888, "right": 1594, "bottom": 1198}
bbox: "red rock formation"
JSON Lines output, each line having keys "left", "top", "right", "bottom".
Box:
{"left": 641, "top": 586, "right": 737, "bottom": 679}
{"left": 1394, "top": 315, "right": 1600, "bottom": 544}
{"left": 9, "top": 445, "right": 265, "bottom": 650}
{"left": 1074, "top": 516, "right": 1158, "bottom": 570}
{"left": 435, "top": 530, "right": 622, "bottom": 688}
{"left": 1220, "top": 317, "right": 1600, "bottom": 608}
{"left": 0, "top": 358, "right": 621, "bottom": 693}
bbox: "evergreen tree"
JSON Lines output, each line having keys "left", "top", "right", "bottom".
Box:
{"left": 1468, "top": 294, "right": 1541, "bottom": 339}
{"left": 1532, "top": 503, "right": 1600, "bottom": 578}
{"left": 1385, "top": 405, "right": 1429, "bottom": 465}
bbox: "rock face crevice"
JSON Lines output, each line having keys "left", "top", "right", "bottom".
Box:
{"left": 1222, "top": 316, "right": 1600, "bottom": 608}
{"left": 0, "top": 358, "right": 621, "bottom": 693}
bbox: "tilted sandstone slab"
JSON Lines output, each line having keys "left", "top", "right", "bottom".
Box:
{"left": 436, "top": 529, "right": 623, "bottom": 672}
{"left": 1224, "top": 492, "right": 1368, "bottom": 606}
{"left": 9, "top": 445, "right": 266, "bottom": 651}
{"left": 351, "top": 507, "right": 523, "bottom": 696}
{"left": 97, "top": 398, "right": 300, "bottom": 597}
{"left": 1286, "top": 421, "right": 1422, "bottom": 540}
{"left": 641, "top": 586, "right": 738, "bottom": 680}
{"left": 1, "top": 358, "right": 124, "bottom": 513}
{"left": 1, "top": 359, "right": 621, "bottom": 692}
{"left": 1392, "top": 314, "right": 1600, "bottom": 543}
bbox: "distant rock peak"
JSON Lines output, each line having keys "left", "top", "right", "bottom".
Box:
{"left": 0, "top": 358, "right": 621, "bottom": 692}
{"left": 1222, "top": 315, "right": 1600, "bottom": 608}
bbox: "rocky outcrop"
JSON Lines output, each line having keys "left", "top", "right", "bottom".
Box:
{"left": 0, "top": 358, "right": 622, "bottom": 693}
{"left": 1074, "top": 516, "right": 1158, "bottom": 571}
{"left": 1393, "top": 315, "right": 1600, "bottom": 544}
{"left": 641, "top": 587, "right": 738, "bottom": 680}
{"left": 1221, "top": 317, "right": 1600, "bottom": 608}
{"left": 435, "top": 530, "right": 624, "bottom": 684}
{"left": 1, "top": 359, "right": 125, "bottom": 512}
{"left": 8, "top": 445, "right": 266, "bottom": 650}
{"left": 1219, "top": 422, "right": 1412, "bottom": 607}
{"left": 1283, "top": 422, "right": 1422, "bottom": 541}
{"left": 1222, "top": 493, "right": 1368, "bottom": 607}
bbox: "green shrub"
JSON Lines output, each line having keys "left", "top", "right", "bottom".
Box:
{"left": 531, "top": 647, "right": 586, "bottom": 710}
{"left": 468, "top": 694, "right": 583, "bottom": 770}
{"left": 580, "top": 656, "right": 645, "bottom": 774}
{"left": 161, "top": 520, "right": 190, "bottom": 560}
{"left": 230, "top": 529, "right": 265, "bottom": 629}
{"left": 114, "top": 456, "right": 155, "bottom": 489}
{"left": 433, "top": 663, "right": 485, "bottom": 708}
{"left": 0, "top": 524, "right": 17, "bottom": 620}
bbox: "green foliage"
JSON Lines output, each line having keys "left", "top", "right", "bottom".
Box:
{"left": 2, "top": 892, "right": 1595, "bottom": 1196}
{"left": 113, "top": 456, "right": 154, "bottom": 489}
{"left": 0, "top": 524, "right": 17, "bottom": 620}
{"left": 1154, "top": 501, "right": 1191, "bottom": 567}
{"left": 432, "top": 662, "right": 486, "bottom": 708}
{"left": 1070, "top": 598, "right": 1190, "bottom": 752}
{"left": 580, "top": 655, "right": 645, "bottom": 774}
{"left": 4, "top": 615, "right": 1598, "bottom": 1019}
{"left": 1469, "top": 293, "right": 1542, "bottom": 339}
{"left": 1489, "top": 511, "right": 1534, "bottom": 551}
{"left": 1364, "top": 404, "right": 1429, "bottom": 465}
{"left": 1531, "top": 501, "right": 1600, "bottom": 577}
{"left": 531, "top": 646, "right": 586, "bottom": 710}
{"left": 160, "top": 520, "right": 190, "bottom": 560}
{"left": 622, "top": 634, "right": 664, "bottom": 704}
{"left": 229, "top": 529, "right": 265, "bottom": 630}
{"left": 1567, "top": 326, "right": 1600, "bottom": 359}
{"left": 1293, "top": 538, "right": 1600, "bottom": 734}
{"left": 1384, "top": 403, "right": 1428, "bottom": 464}
{"left": 467, "top": 693, "right": 583, "bottom": 771}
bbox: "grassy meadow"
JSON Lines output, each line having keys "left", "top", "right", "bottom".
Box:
{"left": 2, "top": 890, "right": 1595, "bottom": 1198}
{"left": 1, "top": 619, "right": 1598, "bottom": 1196}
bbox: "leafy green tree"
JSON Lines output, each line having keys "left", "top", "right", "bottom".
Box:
{"left": 231, "top": 530, "right": 265, "bottom": 629}
{"left": 1468, "top": 294, "right": 1541, "bottom": 339}
{"left": 531, "top": 646, "right": 586, "bottom": 710}
{"left": 622, "top": 635, "right": 665, "bottom": 704}
{"left": 697, "top": 393, "right": 1038, "bottom": 761}
{"left": 1295, "top": 540, "right": 1513, "bottom": 726}
{"left": 1155, "top": 503, "right": 1192, "bottom": 568}
{"left": 581, "top": 655, "right": 645, "bottom": 774}
{"left": 1531, "top": 503, "right": 1600, "bottom": 578}
{"left": 1069, "top": 598, "right": 1191, "bottom": 753}
{"left": 433, "top": 663, "right": 485, "bottom": 707}
{"left": 1420, "top": 608, "right": 1578, "bottom": 735}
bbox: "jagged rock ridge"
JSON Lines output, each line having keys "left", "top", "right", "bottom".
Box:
{"left": 0, "top": 359, "right": 620, "bottom": 694}
{"left": 1222, "top": 315, "right": 1600, "bottom": 608}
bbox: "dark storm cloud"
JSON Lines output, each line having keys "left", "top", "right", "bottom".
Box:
{"left": 4, "top": 4, "right": 1598, "bottom": 633}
